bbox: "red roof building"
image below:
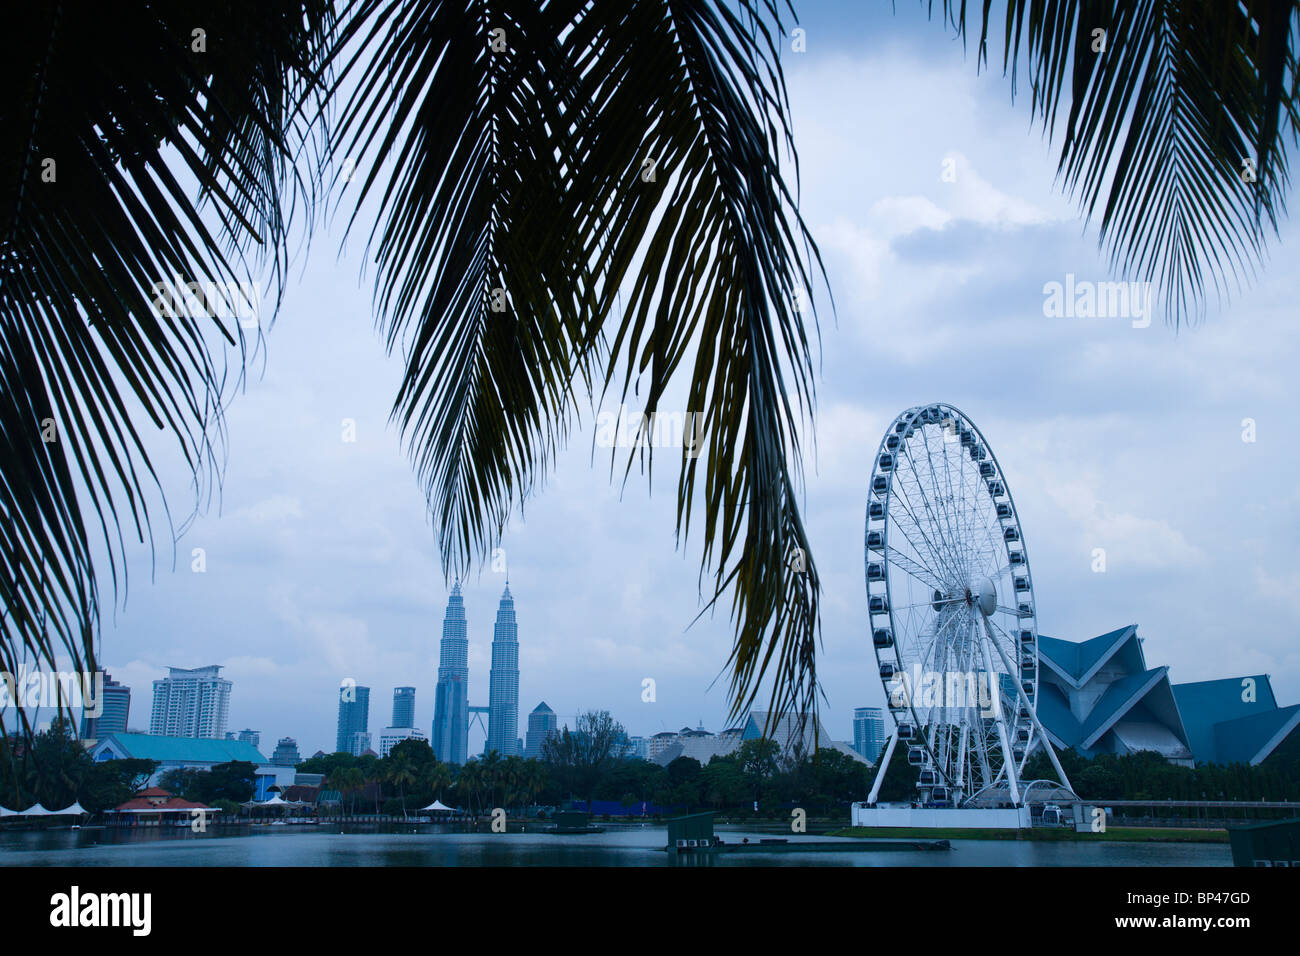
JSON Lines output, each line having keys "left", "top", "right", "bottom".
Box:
{"left": 108, "top": 787, "right": 218, "bottom": 816}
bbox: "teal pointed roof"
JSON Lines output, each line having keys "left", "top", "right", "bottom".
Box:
{"left": 1211, "top": 704, "right": 1300, "bottom": 766}
{"left": 1034, "top": 683, "right": 1082, "bottom": 749}
{"left": 1039, "top": 625, "right": 1140, "bottom": 686}
{"left": 1080, "top": 666, "right": 1171, "bottom": 746}
{"left": 96, "top": 733, "right": 267, "bottom": 764}
{"left": 1172, "top": 676, "right": 1279, "bottom": 762}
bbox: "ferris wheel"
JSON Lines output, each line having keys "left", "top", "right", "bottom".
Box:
{"left": 863, "top": 404, "right": 1073, "bottom": 809}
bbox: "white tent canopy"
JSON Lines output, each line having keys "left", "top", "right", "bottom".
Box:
{"left": 419, "top": 799, "right": 459, "bottom": 813}
{"left": 242, "top": 794, "right": 309, "bottom": 808}
{"left": 49, "top": 803, "right": 88, "bottom": 816}
{"left": 14, "top": 804, "right": 55, "bottom": 816}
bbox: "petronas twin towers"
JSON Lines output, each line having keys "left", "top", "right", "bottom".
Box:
{"left": 432, "top": 580, "right": 520, "bottom": 764}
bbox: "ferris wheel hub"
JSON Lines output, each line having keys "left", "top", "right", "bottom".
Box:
{"left": 976, "top": 576, "right": 997, "bottom": 617}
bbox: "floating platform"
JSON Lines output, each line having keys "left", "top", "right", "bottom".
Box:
{"left": 670, "top": 838, "right": 950, "bottom": 856}
{"left": 851, "top": 806, "right": 1032, "bottom": 829}
{"left": 545, "top": 811, "right": 605, "bottom": 834}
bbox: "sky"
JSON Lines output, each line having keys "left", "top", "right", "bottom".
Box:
{"left": 17, "top": 2, "right": 1300, "bottom": 757}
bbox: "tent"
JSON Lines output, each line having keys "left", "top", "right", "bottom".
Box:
{"left": 241, "top": 794, "right": 310, "bottom": 810}
{"left": 49, "top": 803, "right": 89, "bottom": 816}
{"left": 15, "top": 804, "right": 55, "bottom": 816}
{"left": 419, "top": 799, "right": 460, "bottom": 813}
{"left": 242, "top": 794, "right": 308, "bottom": 807}
{"left": 0, "top": 806, "right": 31, "bottom": 817}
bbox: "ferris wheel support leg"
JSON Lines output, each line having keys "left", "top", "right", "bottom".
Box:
{"left": 977, "top": 628, "right": 1021, "bottom": 805}
{"left": 981, "top": 617, "right": 1075, "bottom": 795}
{"left": 866, "top": 731, "right": 899, "bottom": 805}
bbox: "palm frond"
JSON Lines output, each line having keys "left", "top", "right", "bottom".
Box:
{"left": 0, "top": 1, "right": 334, "bottom": 735}
{"left": 332, "top": 0, "right": 600, "bottom": 580}
{"left": 940, "top": 0, "right": 1300, "bottom": 323}
{"left": 334, "top": 0, "right": 827, "bottom": 726}
{"left": 557, "top": 0, "right": 827, "bottom": 725}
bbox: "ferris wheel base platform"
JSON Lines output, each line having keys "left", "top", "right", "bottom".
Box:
{"left": 851, "top": 805, "right": 1033, "bottom": 829}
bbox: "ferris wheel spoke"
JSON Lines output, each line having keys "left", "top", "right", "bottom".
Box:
{"left": 890, "top": 473, "right": 965, "bottom": 585}
{"left": 899, "top": 439, "right": 965, "bottom": 585}
{"left": 883, "top": 546, "right": 946, "bottom": 594}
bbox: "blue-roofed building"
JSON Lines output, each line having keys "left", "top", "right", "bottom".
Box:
{"left": 1035, "top": 626, "right": 1300, "bottom": 769}
{"left": 1172, "top": 677, "right": 1300, "bottom": 766}
{"left": 89, "top": 732, "right": 296, "bottom": 797}
{"left": 1035, "top": 625, "right": 1193, "bottom": 766}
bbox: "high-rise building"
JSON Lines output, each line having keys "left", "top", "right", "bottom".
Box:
{"left": 524, "top": 701, "right": 557, "bottom": 759}
{"left": 150, "top": 666, "right": 231, "bottom": 738}
{"left": 237, "top": 728, "right": 261, "bottom": 749}
{"left": 270, "top": 737, "right": 301, "bottom": 767}
{"left": 854, "top": 706, "right": 886, "bottom": 763}
{"left": 346, "top": 731, "right": 372, "bottom": 757}
{"left": 336, "top": 685, "right": 370, "bottom": 754}
{"left": 392, "top": 687, "right": 416, "bottom": 729}
{"left": 80, "top": 672, "right": 130, "bottom": 742}
{"left": 432, "top": 582, "right": 469, "bottom": 765}
{"left": 487, "top": 583, "right": 520, "bottom": 757}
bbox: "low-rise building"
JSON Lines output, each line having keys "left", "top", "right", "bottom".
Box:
{"left": 89, "top": 732, "right": 295, "bottom": 796}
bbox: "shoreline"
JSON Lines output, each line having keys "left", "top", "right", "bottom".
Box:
{"left": 829, "top": 825, "right": 1229, "bottom": 843}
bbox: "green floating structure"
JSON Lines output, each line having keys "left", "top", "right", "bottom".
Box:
{"left": 665, "top": 813, "right": 949, "bottom": 858}
{"left": 1228, "top": 818, "right": 1300, "bottom": 867}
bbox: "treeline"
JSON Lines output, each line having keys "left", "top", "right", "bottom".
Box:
{"left": 872, "top": 735, "right": 1300, "bottom": 804}
{"left": 0, "top": 720, "right": 157, "bottom": 813}
{"left": 1023, "top": 744, "right": 1300, "bottom": 802}
{"left": 14, "top": 713, "right": 1293, "bottom": 819}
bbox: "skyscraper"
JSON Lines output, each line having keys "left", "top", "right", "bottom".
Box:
{"left": 150, "top": 666, "right": 231, "bottom": 738}
{"left": 487, "top": 582, "right": 520, "bottom": 756}
{"left": 80, "top": 672, "right": 130, "bottom": 742}
{"left": 270, "top": 737, "right": 302, "bottom": 767}
{"left": 524, "top": 701, "right": 557, "bottom": 758}
{"left": 336, "top": 684, "right": 370, "bottom": 754}
{"left": 392, "top": 686, "right": 416, "bottom": 729}
{"left": 854, "top": 706, "right": 886, "bottom": 763}
{"left": 432, "top": 582, "right": 469, "bottom": 765}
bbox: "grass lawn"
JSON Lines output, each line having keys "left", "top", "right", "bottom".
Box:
{"left": 828, "top": 825, "right": 1228, "bottom": 843}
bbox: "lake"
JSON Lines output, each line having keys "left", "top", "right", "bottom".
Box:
{"left": 0, "top": 823, "right": 1232, "bottom": 866}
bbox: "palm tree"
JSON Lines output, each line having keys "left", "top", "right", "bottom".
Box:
{"left": 4, "top": 1, "right": 1296, "bottom": 739}
{"left": 385, "top": 752, "right": 419, "bottom": 816}
{"left": 480, "top": 750, "right": 504, "bottom": 809}
{"left": 328, "top": 766, "right": 366, "bottom": 815}
{"left": 456, "top": 761, "right": 484, "bottom": 816}
{"left": 428, "top": 760, "right": 454, "bottom": 804}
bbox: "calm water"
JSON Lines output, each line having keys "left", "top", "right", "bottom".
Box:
{"left": 0, "top": 824, "right": 1231, "bottom": 866}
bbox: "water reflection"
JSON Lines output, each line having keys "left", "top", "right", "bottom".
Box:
{"left": 0, "top": 824, "right": 1231, "bottom": 867}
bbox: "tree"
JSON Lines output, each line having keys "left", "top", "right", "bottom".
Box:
{"left": 541, "top": 710, "right": 627, "bottom": 811}
{"left": 5, "top": 0, "right": 1296, "bottom": 747}
{"left": 328, "top": 766, "right": 365, "bottom": 814}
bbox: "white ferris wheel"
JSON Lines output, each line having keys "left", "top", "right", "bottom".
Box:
{"left": 863, "top": 404, "right": 1074, "bottom": 809}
